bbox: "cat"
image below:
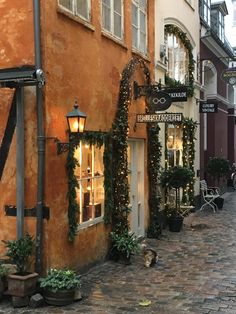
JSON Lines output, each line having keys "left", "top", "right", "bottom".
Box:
{"left": 141, "top": 242, "right": 159, "bottom": 267}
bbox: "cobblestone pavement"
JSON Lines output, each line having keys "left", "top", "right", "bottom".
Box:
{"left": 2, "top": 191, "right": 236, "bottom": 313}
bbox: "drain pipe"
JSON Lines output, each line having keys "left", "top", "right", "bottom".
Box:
{"left": 33, "top": 0, "right": 45, "bottom": 274}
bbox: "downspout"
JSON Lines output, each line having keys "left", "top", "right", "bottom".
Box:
{"left": 33, "top": 0, "right": 45, "bottom": 274}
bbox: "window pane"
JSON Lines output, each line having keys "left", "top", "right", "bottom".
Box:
{"left": 75, "top": 143, "right": 104, "bottom": 224}
{"left": 102, "top": 0, "right": 111, "bottom": 31}
{"left": 114, "top": 13, "right": 122, "bottom": 38}
{"left": 76, "top": 0, "right": 89, "bottom": 20}
{"left": 132, "top": 4, "right": 138, "bottom": 27}
{"left": 139, "top": 0, "right": 147, "bottom": 11}
{"left": 140, "top": 32, "right": 146, "bottom": 53}
{"left": 59, "top": 0, "right": 73, "bottom": 11}
{"left": 114, "top": 0, "right": 121, "bottom": 14}
{"left": 132, "top": 26, "right": 138, "bottom": 48}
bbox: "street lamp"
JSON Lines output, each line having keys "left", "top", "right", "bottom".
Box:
{"left": 57, "top": 100, "right": 87, "bottom": 154}
{"left": 66, "top": 100, "right": 86, "bottom": 134}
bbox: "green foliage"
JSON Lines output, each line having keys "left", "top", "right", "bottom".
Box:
{"left": 160, "top": 166, "right": 194, "bottom": 189}
{"left": 3, "top": 233, "right": 35, "bottom": 274}
{"left": 39, "top": 268, "right": 81, "bottom": 292}
{"left": 110, "top": 231, "right": 140, "bottom": 258}
{"left": 111, "top": 58, "right": 150, "bottom": 235}
{"left": 206, "top": 157, "right": 230, "bottom": 182}
{"left": 165, "top": 25, "right": 195, "bottom": 97}
{"left": 147, "top": 123, "right": 162, "bottom": 239}
{"left": 0, "top": 264, "right": 9, "bottom": 278}
{"left": 66, "top": 144, "right": 79, "bottom": 242}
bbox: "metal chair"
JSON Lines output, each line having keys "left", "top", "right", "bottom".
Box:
{"left": 199, "top": 180, "right": 220, "bottom": 212}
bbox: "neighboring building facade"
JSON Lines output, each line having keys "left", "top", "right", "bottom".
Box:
{"left": 154, "top": 0, "right": 201, "bottom": 201}
{"left": 0, "top": 0, "right": 156, "bottom": 272}
{"left": 199, "top": 0, "right": 235, "bottom": 185}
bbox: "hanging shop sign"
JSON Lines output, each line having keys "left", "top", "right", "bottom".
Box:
{"left": 136, "top": 113, "right": 183, "bottom": 123}
{"left": 164, "top": 87, "right": 188, "bottom": 102}
{"left": 146, "top": 90, "right": 172, "bottom": 111}
{"left": 199, "top": 102, "right": 218, "bottom": 113}
{"left": 221, "top": 68, "right": 236, "bottom": 85}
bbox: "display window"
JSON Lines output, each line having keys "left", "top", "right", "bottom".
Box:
{"left": 166, "top": 124, "right": 183, "bottom": 167}
{"left": 74, "top": 142, "right": 104, "bottom": 224}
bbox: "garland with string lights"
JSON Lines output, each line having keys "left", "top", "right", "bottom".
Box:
{"left": 182, "top": 118, "right": 198, "bottom": 205}
{"left": 66, "top": 131, "right": 111, "bottom": 241}
{"left": 165, "top": 25, "right": 195, "bottom": 97}
{"left": 67, "top": 144, "right": 79, "bottom": 242}
{"left": 111, "top": 58, "right": 151, "bottom": 235}
{"left": 147, "top": 123, "right": 162, "bottom": 238}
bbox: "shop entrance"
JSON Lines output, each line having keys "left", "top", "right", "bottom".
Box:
{"left": 128, "top": 139, "right": 145, "bottom": 237}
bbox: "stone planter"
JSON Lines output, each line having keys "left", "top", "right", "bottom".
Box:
{"left": 43, "top": 288, "right": 75, "bottom": 306}
{"left": 7, "top": 272, "right": 38, "bottom": 297}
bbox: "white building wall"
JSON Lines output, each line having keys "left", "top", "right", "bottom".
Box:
{"left": 155, "top": 0, "right": 200, "bottom": 194}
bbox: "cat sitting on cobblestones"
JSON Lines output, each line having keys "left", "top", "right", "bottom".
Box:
{"left": 141, "top": 242, "right": 158, "bottom": 267}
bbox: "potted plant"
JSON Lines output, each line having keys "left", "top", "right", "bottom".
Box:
{"left": 0, "top": 264, "right": 9, "bottom": 299}
{"left": 206, "top": 157, "right": 230, "bottom": 209}
{"left": 160, "top": 166, "right": 194, "bottom": 232}
{"left": 109, "top": 230, "right": 140, "bottom": 264}
{"left": 2, "top": 233, "right": 38, "bottom": 297}
{"left": 39, "top": 268, "right": 81, "bottom": 306}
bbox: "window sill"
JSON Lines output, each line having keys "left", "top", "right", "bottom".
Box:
{"left": 76, "top": 216, "right": 104, "bottom": 231}
{"left": 184, "top": 0, "right": 195, "bottom": 11}
{"left": 132, "top": 49, "right": 150, "bottom": 63}
{"left": 101, "top": 31, "right": 127, "bottom": 50}
{"left": 57, "top": 6, "right": 95, "bottom": 32}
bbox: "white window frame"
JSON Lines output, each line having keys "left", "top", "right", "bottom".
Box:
{"left": 132, "top": 0, "right": 147, "bottom": 55}
{"left": 166, "top": 33, "right": 189, "bottom": 84}
{"left": 203, "top": 0, "right": 211, "bottom": 26}
{"left": 58, "top": 0, "right": 91, "bottom": 22}
{"left": 218, "top": 11, "right": 225, "bottom": 41}
{"left": 233, "top": 0, "right": 236, "bottom": 27}
{"left": 102, "top": 0, "right": 124, "bottom": 40}
{"left": 75, "top": 141, "right": 105, "bottom": 227}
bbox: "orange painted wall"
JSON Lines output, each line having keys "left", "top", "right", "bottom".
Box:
{"left": 0, "top": 1, "right": 36, "bottom": 258}
{"left": 0, "top": 0, "right": 155, "bottom": 272}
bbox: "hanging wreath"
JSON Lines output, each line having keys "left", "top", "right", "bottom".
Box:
{"left": 165, "top": 25, "right": 195, "bottom": 97}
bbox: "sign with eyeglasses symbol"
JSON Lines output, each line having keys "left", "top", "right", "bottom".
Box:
{"left": 146, "top": 91, "right": 172, "bottom": 111}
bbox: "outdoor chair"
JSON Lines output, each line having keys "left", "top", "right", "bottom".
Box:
{"left": 199, "top": 180, "right": 220, "bottom": 212}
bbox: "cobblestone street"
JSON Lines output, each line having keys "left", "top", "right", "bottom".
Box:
{"left": 2, "top": 191, "right": 236, "bottom": 313}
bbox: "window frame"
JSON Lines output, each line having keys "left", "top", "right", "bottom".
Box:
{"left": 200, "top": 0, "right": 211, "bottom": 26}
{"left": 166, "top": 33, "right": 189, "bottom": 84}
{"left": 218, "top": 10, "right": 225, "bottom": 41}
{"left": 101, "top": 0, "right": 124, "bottom": 40}
{"left": 132, "top": 0, "right": 147, "bottom": 55}
{"left": 58, "top": 0, "right": 91, "bottom": 22}
{"left": 74, "top": 141, "right": 105, "bottom": 227}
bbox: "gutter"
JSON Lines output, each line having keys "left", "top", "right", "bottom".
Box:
{"left": 33, "top": 0, "right": 45, "bottom": 274}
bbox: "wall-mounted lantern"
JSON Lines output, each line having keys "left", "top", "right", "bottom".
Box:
{"left": 57, "top": 100, "right": 87, "bottom": 154}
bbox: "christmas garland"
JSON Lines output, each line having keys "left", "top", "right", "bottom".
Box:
{"left": 147, "top": 123, "right": 162, "bottom": 238}
{"left": 165, "top": 25, "right": 195, "bottom": 97}
{"left": 111, "top": 58, "right": 151, "bottom": 234}
{"left": 182, "top": 118, "right": 198, "bottom": 205}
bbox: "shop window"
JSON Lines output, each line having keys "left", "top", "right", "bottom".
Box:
{"left": 102, "top": 0, "right": 123, "bottom": 39}
{"left": 74, "top": 142, "right": 104, "bottom": 224}
{"left": 166, "top": 33, "right": 189, "bottom": 84}
{"left": 132, "top": 0, "right": 147, "bottom": 55}
{"left": 58, "top": 0, "right": 91, "bottom": 21}
{"left": 166, "top": 125, "right": 183, "bottom": 167}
